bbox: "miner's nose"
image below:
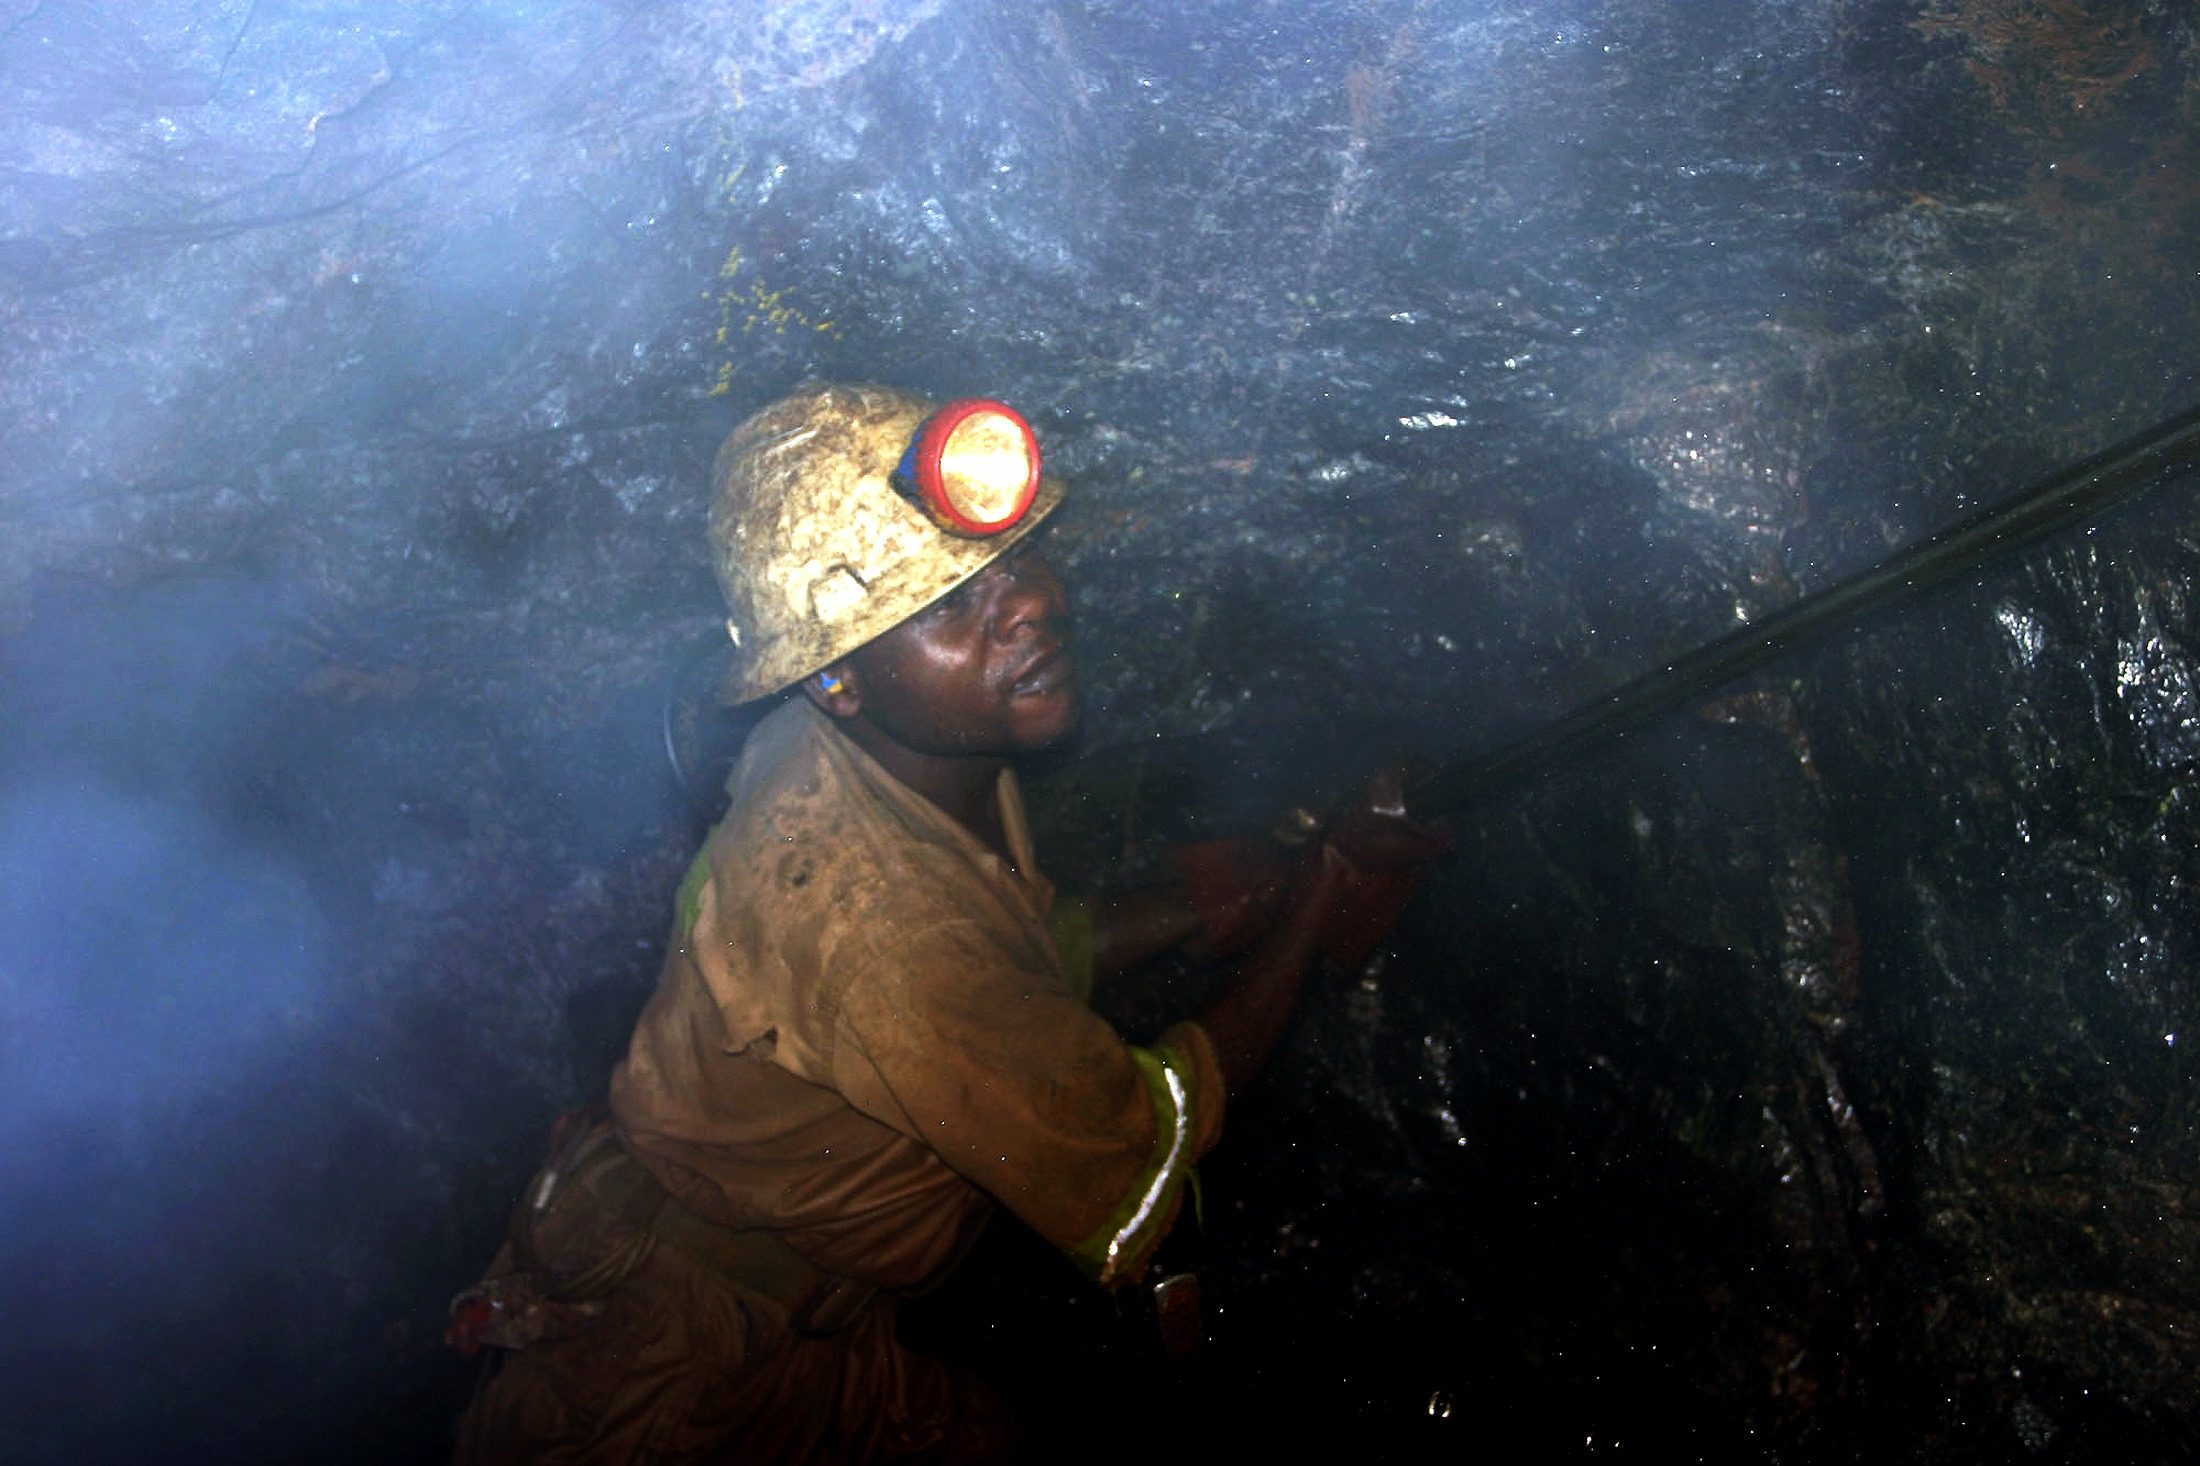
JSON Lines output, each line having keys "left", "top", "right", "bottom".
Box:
{"left": 991, "top": 554, "right": 1066, "bottom": 636}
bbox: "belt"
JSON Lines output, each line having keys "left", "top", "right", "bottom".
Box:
{"left": 513, "top": 1120, "right": 876, "bottom": 1336}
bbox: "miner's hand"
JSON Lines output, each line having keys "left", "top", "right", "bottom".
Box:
{"left": 1308, "top": 764, "right": 1453, "bottom": 973}
{"left": 1172, "top": 835, "right": 1296, "bottom": 961}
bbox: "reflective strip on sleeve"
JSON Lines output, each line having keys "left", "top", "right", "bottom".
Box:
{"left": 674, "top": 850, "right": 712, "bottom": 940}
{"left": 1068, "top": 1043, "right": 1195, "bottom": 1285}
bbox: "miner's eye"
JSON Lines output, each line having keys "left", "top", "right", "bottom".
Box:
{"left": 923, "top": 579, "right": 976, "bottom": 620}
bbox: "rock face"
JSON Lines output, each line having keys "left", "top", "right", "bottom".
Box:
{"left": 2, "top": 1, "right": 2195, "bottom": 1460}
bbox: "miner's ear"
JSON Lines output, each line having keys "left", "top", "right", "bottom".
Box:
{"left": 801, "top": 662, "right": 862, "bottom": 718}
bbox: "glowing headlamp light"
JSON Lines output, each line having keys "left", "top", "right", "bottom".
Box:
{"left": 894, "top": 398, "right": 1042, "bottom": 536}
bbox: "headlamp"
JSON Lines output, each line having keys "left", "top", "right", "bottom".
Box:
{"left": 894, "top": 398, "right": 1042, "bottom": 536}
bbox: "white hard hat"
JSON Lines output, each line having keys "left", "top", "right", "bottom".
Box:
{"left": 707, "top": 382, "right": 1066, "bottom": 703}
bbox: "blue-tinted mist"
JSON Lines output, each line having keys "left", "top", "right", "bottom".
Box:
{"left": 0, "top": 557, "right": 700, "bottom": 1462}
{"left": 0, "top": 781, "right": 328, "bottom": 1127}
{"left": 1, "top": 578, "right": 334, "bottom": 1135}
{"left": 0, "top": 577, "right": 337, "bottom": 1461}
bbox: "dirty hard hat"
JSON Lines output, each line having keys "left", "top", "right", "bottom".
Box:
{"left": 708, "top": 382, "right": 1066, "bottom": 703}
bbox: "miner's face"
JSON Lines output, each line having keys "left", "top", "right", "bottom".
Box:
{"left": 841, "top": 546, "right": 1079, "bottom": 758}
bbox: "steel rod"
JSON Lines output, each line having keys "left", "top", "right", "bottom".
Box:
{"left": 1411, "top": 399, "right": 2200, "bottom": 816}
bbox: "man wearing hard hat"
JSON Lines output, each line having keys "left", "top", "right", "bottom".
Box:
{"left": 449, "top": 383, "right": 1446, "bottom": 1462}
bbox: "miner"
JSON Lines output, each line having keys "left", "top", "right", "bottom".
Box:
{"left": 448, "top": 382, "right": 1447, "bottom": 1461}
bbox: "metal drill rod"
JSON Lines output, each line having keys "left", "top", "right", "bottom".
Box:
{"left": 1409, "top": 399, "right": 2200, "bottom": 818}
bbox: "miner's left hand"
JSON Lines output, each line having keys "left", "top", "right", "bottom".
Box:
{"left": 1309, "top": 765, "right": 1453, "bottom": 973}
{"left": 1172, "top": 835, "right": 1297, "bottom": 960}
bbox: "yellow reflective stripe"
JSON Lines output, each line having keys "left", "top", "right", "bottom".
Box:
{"left": 1068, "top": 1044, "right": 1195, "bottom": 1285}
{"left": 1104, "top": 1055, "right": 1188, "bottom": 1282}
{"left": 675, "top": 850, "right": 711, "bottom": 938}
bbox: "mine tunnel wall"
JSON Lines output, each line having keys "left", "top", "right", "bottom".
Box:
{"left": 1007, "top": 483, "right": 2197, "bottom": 1461}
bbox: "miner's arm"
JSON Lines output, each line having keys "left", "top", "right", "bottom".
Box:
{"left": 1088, "top": 768, "right": 1452, "bottom": 1097}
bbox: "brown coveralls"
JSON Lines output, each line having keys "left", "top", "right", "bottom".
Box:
{"left": 455, "top": 699, "right": 1223, "bottom": 1462}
